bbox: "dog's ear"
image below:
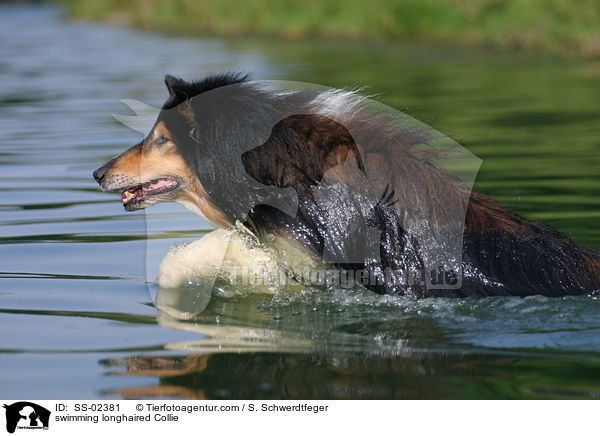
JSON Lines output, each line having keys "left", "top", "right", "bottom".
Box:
{"left": 242, "top": 114, "right": 366, "bottom": 189}
{"left": 165, "top": 74, "right": 184, "bottom": 95}
{"left": 164, "top": 74, "right": 185, "bottom": 97}
{"left": 163, "top": 75, "right": 190, "bottom": 109}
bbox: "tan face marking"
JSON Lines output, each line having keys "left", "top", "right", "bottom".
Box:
{"left": 97, "top": 122, "right": 231, "bottom": 228}
{"left": 146, "top": 121, "right": 173, "bottom": 149}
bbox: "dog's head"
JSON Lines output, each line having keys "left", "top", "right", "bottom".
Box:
{"left": 92, "top": 73, "right": 250, "bottom": 227}
{"left": 93, "top": 74, "right": 405, "bottom": 231}
{"left": 93, "top": 73, "right": 360, "bottom": 227}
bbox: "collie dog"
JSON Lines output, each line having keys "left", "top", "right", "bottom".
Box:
{"left": 94, "top": 73, "right": 600, "bottom": 297}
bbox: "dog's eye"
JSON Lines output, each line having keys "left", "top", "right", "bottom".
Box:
{"left": 155, "top": 136, "right": 170, "bottom": 146}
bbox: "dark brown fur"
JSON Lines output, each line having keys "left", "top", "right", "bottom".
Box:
{"left": 240, "top": 111, "right": 600, "bottom": 297}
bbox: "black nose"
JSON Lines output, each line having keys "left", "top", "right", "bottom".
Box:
{"left": 93, "top": 164, "right": 108, "bottom": 184}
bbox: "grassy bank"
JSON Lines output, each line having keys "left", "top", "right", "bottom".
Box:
{"left": 56, "top": 0, "right": 600, "bottom": 57}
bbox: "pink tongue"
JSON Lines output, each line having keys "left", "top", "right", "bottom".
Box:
{"left": 146, "top": 179, "right": 172, "bottom": 191}
{"left": 121, "top": 179, "right": 175, "bottom": 204}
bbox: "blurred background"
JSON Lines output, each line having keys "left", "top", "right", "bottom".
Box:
{"left": 0, "top": 0, "right": 599, "bottom": 399}
{"left": 58, "top": 0, "right": 600, "bottom": 58}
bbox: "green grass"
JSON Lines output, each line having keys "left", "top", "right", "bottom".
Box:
{"left": 56, "top": 0, "right": 600, "bottom": 57}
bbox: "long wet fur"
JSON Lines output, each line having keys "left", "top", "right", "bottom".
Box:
{"left": 95, "top": 72, "right": 600, "bottom": 298}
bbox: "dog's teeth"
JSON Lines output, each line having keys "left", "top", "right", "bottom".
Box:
{"left": 119, "top": 178, "right": 176, "bottom": 206}
{"left": 122, "top": 191, "right": 135, "bottom": 203}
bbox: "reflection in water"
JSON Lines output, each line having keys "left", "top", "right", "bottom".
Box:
{"left": 102, "top": 348, "right": 600, "bottom": 399}
{"left": 152, "top": 287, "right": 424, "bottom": 353}
{"left": 103, "top": 352, "right": 457, "bottom": 399}
{"left": 102, "top": 287, "right": 453, "bottom": 399}
{"left": 102, "top": 286, "right": 600, "bottom": 399}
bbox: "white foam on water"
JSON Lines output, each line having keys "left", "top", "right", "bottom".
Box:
{"left": 156, "top": 223, "right": 309, "bottom": 295}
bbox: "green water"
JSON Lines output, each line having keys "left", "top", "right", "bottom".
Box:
{"left": 1, "top": 5, "right": 599, "bottom": 399}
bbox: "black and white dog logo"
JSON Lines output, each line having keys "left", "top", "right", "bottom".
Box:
{"left": 3, "top": 402, "right": 50, "bottom": 434}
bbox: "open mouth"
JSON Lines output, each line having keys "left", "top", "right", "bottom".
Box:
{"left": 121, "top": 177, "right": 179, "bottom": 210}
